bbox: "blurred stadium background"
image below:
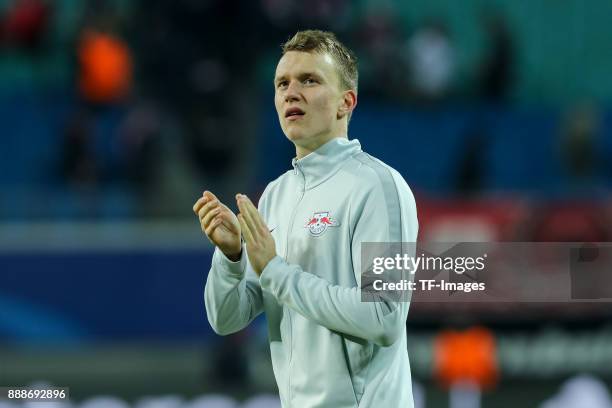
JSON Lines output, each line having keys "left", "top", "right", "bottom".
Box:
{"left": 1, "top": 0, "right": 612, "bottom": 407}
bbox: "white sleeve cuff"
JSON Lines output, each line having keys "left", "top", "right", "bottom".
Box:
{"left": 259, "top": 256, "right": 289, "bottom": 296}
{"left": 212, "top": 245, "right": 246, "bottom": 278}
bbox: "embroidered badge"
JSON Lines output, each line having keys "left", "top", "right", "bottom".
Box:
{"left": 304, "top": 211, "right": 339, "bottom": 237}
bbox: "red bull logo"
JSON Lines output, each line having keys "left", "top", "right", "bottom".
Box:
{"left": 304, "top": 211, "right": 339, "bottom": 236}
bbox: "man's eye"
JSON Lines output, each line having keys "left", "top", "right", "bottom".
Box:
{"left": 277, "top": 81, "right": 288, "bottom": 89}
{"left": 304, "top": 78, "right": 317, "bottom": 85}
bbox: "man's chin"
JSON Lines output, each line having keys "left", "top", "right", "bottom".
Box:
{"left": 284, "top": 129, "right": 305, "bottom": 142}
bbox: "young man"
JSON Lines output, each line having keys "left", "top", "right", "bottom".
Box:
{"left": 193, "top": 30, "right": 418, "bottom": 408}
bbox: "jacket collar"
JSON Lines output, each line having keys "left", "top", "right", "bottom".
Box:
{"left": 291, "top": 137, "right": 362, "bottom": 190}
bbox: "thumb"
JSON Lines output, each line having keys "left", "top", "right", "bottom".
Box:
{"left": 219, "top": 212, "right": 240, "bottom": 235}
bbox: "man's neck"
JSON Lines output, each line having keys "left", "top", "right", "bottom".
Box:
{"left": 295, "top": 134, "right": 348, "bottom": 159}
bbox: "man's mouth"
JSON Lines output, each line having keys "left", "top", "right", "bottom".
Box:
{"left": 285, "top": 107, "right": 305, "bottom": 120}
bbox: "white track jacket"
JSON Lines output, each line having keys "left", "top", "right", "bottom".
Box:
{"left": 205, "top": 137, "right": 418, "bottom": 408}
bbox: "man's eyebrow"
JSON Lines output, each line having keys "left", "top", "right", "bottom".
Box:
{"left": 274, "top": 75, "right": 288, "bottom": 84}
{"left": 274, "top": 72, "right": 323, "bottom": 84}
{"left": 299, "top": 72, "right": 323, "bottom": 80}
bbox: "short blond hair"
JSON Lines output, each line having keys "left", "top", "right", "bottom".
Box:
{"left": 281, "top": 30, "right": 358, "bottom": 93}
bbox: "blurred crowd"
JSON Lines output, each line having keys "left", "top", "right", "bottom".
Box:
{"left": 0, "top": 0, "right": 610, "bottom": 219}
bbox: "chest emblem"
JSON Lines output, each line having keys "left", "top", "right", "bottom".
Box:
{"left": 304, "top": 211, "right": 339, "bottom": 237}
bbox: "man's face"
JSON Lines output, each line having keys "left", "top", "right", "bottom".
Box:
{"left": 274, "top": 51, "right": 346, "bottom": 153}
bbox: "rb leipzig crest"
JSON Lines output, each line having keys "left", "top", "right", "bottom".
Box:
{"left": 304, "top": 211, "right": 339, "bottom": 237}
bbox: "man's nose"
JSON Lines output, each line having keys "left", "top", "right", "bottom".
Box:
{"left": 284, "top": 81, "right": 301, "bottom": 102}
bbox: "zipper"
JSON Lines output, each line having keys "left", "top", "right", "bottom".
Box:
{"left": 285, "top": 161, "right": 306, "bottom": 258}
{"left": 285, "top": 160, "right": 305, "bottom": 406}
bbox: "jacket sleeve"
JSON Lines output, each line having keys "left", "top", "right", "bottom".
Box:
{"left": 259, "top": 174, "right": 418, "bottom": 347}
{"left": 203, "top": 192, "right": 271, "bottom": 335}
{"left": 204, "top": 245, "right": 264, "bottom": 335}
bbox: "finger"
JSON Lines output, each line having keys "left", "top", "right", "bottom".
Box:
{"left": 237, "top": 197, "right": 261, "bottom": 241}
{"left": 239, "top": 194, "right": 267, "bottom": 234}
{"left": 238, "top": 213, "right": 254, "bottom": 245}
{"left": 218, "top": 201, "right": 234, "bottom": 216}
{"left": 201, "top": 207, "right": 221, "bottom": 230}
{"left": 205, "top": 216, "right": 223, "bottom": 237}
{"left": 195, "top": 190, "right": 221, "bottom": 214}
{"left": 203, "top": 190, "right": 219, "bottom": 202}
{"left": 193, "top": 196, "right": 207, "bottom": 214}
{"left": 248, "top": 197, "right": 268, "bottom": 233}
{"left": 217, "top": 211, "right": 239, "bottom": 234}
{"left": 198, "top": 199, "right": 220, "bottom": 221}
{"left": 215, "top": 202, "right": 240, "bottom": 233}
{"left": 236, "top": 195, "right": 252, "bottom": 225}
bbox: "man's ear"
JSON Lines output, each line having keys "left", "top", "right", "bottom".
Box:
{"left": 337, "top": 89, "right": 357, "bottom": 119}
